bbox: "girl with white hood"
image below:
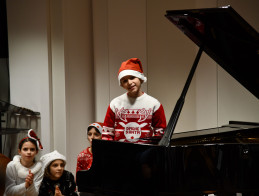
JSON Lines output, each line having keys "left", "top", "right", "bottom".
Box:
{"left": 4, "top": 129, "right": 43, "bottom": 196}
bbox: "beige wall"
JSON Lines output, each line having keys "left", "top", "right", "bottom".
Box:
{"left": 6, "top": 0, "right": 259, "bottom": 176}
{"left": 147, "top": 0, "right": 198, "bottom": 133}
{"left": 6, "top": 0, "right": 95, "bottom": 173}
{"left": 63, "top": 0, "right": 95, "bottom": 173}
{"left": 7, "top": 0, "right": 51, "bottom": 158}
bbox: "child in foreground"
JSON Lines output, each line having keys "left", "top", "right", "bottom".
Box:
{"left": 4, "top": 129, "right": 43, "bottom": 196}
{"left": 76, "top": 122, "right": 103, "bottom": 173}
{"left": 102, "top": 58, "right": 167, "bottom": 142}
{"left": 39, "top": 150, "right": 78, "bottom": 196}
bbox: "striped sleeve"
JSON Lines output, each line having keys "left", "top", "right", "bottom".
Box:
{"left": 102, "top": 106, "right": 115, "bottom": 140}
{"left": 152, "top": 104, "right": 167, "bottom": 137}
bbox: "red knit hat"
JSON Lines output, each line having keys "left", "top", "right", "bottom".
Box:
{"left": 118, "top": 58, "right": 147, "bottom": 85}
{"left": 87, "top": 122, "right": 103, "bottom": 135}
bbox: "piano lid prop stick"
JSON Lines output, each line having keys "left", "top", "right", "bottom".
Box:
{"left": 159, "top": 46, "right": 203, "bottom": 147}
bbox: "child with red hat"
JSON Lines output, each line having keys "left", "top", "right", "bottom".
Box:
{"left": 102, "top": 58, "right": 166, "bottom": 142}
{"left": 76, "top": 122, "right": 103, "bottom": 172}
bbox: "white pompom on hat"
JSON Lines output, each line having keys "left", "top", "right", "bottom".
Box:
{"left": 118, "top": 58, "right": 147, "bottom": 85}
{"left": 28, "top": 129, "right": 43, "bottom": 150}
{"left": 19, "top": 129, "right": 43, "bottom": 150}
{"left": 87, "top": 122, "right": 103, "bottom": 135}
{"left": 40, "top": 150, "right": 66, "bottom": 169}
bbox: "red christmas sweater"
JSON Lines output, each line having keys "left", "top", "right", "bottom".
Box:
{"left": 76, "top": 147, "right": 92, "bottom": 173}
{"left": 102, "top": 92, "right": 166, "bottom": 141}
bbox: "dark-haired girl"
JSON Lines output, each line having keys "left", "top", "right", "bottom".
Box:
{"left": 76, "top": 122, "right": 103, "bottom": 172}
{"left": 4, "top": 129, "right": 43, "bottom": 196}
{"left": 39, "top": 150, "right": 78, "bottom": 196}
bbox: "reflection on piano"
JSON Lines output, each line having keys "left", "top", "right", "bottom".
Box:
{"left": 77, "top": 6, "right": 259, "bottom": 196}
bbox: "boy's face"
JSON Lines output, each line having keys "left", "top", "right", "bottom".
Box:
{"left": 120, "top": 75, "right": 142, "bottom": 97}
{"left": 88, "top": 128, "right": 102, "bottom": 147}
{"left": 49, "top": 159, "right": 65, "bottom": 180}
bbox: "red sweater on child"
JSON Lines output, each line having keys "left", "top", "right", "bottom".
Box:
{"left": 102, "top": 92, "right": 166, "bottom": 141}
{"left": 76, "top": 147, "right": 92, "bottom": 172}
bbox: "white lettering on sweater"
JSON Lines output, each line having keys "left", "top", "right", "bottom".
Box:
{"left": 119, "top": 122, "right": 147, "bottom": 140}
{"left": 116, "top": 107, "right": 152, "bottom": 122}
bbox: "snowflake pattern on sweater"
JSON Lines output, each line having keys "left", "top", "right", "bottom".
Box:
{"left": 76, "top": 147, "right": 93, "bottom": 173}
{"left": 102, "top": 93, "right": 166, "bottom": 141}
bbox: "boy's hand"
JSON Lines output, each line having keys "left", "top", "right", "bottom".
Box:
{"left": 55, "top": 185, "right": 63, "bottom": 196}
{"left": 25, "top": 169, "right": 34, "bottom": 189}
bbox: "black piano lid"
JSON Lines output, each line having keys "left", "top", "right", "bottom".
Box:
{"left": 165, "top": 5, "right": 259, "bottom": 99}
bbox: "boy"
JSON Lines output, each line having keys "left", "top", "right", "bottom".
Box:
{"left": 76, "top": 122, "right": 103, "bottom": 172}
{"left": 102, "top": 58, "right": 166, "bottom": 141}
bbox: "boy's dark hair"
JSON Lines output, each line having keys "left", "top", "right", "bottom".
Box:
{"left": 87, "top": 122, "right": 103, "bottom": 135}
{"left": 87, "top": 126, "right": 101, "bottom": 134}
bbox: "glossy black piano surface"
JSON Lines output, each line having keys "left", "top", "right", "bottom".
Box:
{"left": 77, "top": 6, "right": 259, "bottom": 196}
{"left": 165, "top": 6, "right": 259, "bottom": 99}
{"left": 77, "top": 122, "right": 259, "bottom": 196}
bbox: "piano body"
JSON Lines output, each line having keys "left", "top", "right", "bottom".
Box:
{"left": 77, "top": 6, "right": 259, "bottom": 196}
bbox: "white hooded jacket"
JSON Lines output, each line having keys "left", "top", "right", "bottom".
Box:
{"left": 4, "top": 155, "right": 43, "bottom": 196}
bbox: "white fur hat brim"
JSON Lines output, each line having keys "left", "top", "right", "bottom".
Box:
{"left": 87, "top": 122, "right": 103, "bottom": 135}
{"left": 118, "top": 70, "right": 147, "bottom": 85}
{"left": 40, "top": 150, "right": 66, "bottom": 169}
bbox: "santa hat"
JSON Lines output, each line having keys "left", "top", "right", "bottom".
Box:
{"left": 40, "top": 150, "right": 66, "bottom": 169}
{"left": 19, "top": 129, "right": 43, "bottom": 150}
{"left": 87, "top": 122, "right": 103, "bottom": 135}
{"left": 118, "top": 58, "right": 147, "bottom": 85}
{"left": 28, "top": 129, "right": 43, "bottom": 150}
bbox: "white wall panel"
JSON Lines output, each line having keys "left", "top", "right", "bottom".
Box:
{"left": 7, "top": 0, "right": 51, "bottom": 156}
{"left": 147, "top": 0, "right": 197, "bottom": 133}
{"left": 63, "top": 0, "right": 94, "bottom": 174}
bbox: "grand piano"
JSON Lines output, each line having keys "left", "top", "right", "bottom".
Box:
{"left": 77, "top": 6, "right": 259, "bottom": 196}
